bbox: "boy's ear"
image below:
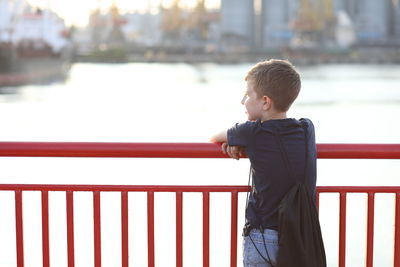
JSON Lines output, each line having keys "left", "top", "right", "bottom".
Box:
{"left": 262, "top": 96, "right": 273, "bottom": 111}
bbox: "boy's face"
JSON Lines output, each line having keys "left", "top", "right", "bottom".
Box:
{"left": 241, "top": 81, "right": 265, "bottom": 121}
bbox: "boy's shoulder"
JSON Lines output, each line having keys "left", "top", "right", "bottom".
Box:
{"left": 298, "top": 118, "right": 315, "bottom": 133}
{"left": 233, "top": 118, "right": 314, "bottom": 131}
{"left": 262, "top": 118, "right": 314, "bottom": 129}
{"left": 227, "top": 118, "right": 314, "bottom": 147}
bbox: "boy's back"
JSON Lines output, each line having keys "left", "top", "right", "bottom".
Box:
{"left": 227, "top": 117, "right": 316, "bottom": 230}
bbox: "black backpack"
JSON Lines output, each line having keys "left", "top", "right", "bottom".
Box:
{"left": 277, "top": 183, "right": 326, "bottom": 267}
{"left": 275, "top": 121, "right": 326, "bottom": 267}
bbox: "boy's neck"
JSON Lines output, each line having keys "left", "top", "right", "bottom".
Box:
{"left": 260, "top": 112, "right": 287, "bottom": 122}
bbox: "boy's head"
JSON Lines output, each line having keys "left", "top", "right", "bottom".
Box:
{"left": 245, "top": 59, "right": 301, "bottom": 112}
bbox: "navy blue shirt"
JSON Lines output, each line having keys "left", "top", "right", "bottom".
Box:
{"left": 227, "top": 118, "right": 317, "bottom": 230}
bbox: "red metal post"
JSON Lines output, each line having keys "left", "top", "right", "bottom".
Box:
{"left": 121, "top": 191, "right": 129, "bottom": 267}
{"left": 147, "top": 191, "right": 155, "bottom": 267}
{"left": 316, "top": 191, "right": 320, "bottom": 214}
{"left": 339, "top": 192, "right": 347, "bottom": 267}
{"left": 93, "top": 191, "right": 101, "bottom": 267}
{"left": 66, "top": 191, "right": 75, "bottom": 267}
{"left": 203, "top": 192, "right": 210, "bottom": 267}
{"left": 15, "top": 190, "right": 24, "bottom": 267}
{"left": 176, "top": 192, "right": 183, "bottom": 267}
{"left": 230, "top": 191, "right": 238, "bottom": 267}
{"left": 395, "top": 193, "right": 400, "bottom": 267}
{"left": 41, "top": 191, "right": 50, "bottom": 267}
{"left": 366, "top": 193, "right": 375, "bottom": 267}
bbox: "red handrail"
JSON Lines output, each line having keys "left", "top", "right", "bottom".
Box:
{"left": 1, "top": 142, "right": 400, "bottom": 267}
{"left": 1, "top": 142, "right": 400, "bottom": 159}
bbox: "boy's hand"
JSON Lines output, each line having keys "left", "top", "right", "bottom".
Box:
{"left": 221, "top": 143, "right": 245, "bottom": 160}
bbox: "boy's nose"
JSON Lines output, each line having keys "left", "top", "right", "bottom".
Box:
{"left": 241, "top": 95, "right": 246, "bottom": 105}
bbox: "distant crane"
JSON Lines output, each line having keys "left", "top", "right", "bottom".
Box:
{"left": 89, "top": 0, "right": 125, "bottom": 47}
{"left": 160, "top": 0, "right": 209, "bottom": 41}
{"left": 186, "top": 0, "right": 208, "bottom": 40}
{"left": 290, "top": 0, "right": 335, "bottom": 46}
{"left": 160, "top": 0, "right": 183, "bottom": 37}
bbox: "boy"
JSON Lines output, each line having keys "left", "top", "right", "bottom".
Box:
{"left": 211, "top": 59, "right": 317, "bottom": 267}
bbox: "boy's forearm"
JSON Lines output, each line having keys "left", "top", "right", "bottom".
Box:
{"left": 210, "top": 130, "right": 228, "bottom": 143}
{"left": 211, "top": 131, "right": 246, "bottom": 160}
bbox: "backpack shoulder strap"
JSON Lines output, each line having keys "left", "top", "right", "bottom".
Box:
{"left": 300, "top": 120, "right": 309, "bottom": 185}
{"left": 273, "top": 123, "right": 308, "bottom": 185}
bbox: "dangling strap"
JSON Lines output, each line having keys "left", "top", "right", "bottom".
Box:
{"left": 273, "top": 121, "right": 308, "bottom": 185}
{"left": 244, "top": 165, "right": 252, "bottom": 225}
{"left": 300, "top": 120, "right": 309, "bottom": 185}
{"left": 245, "top": 165, "right": 275, "bottom": 266}
{"left": 273, "top": 129, "right": 295, "bottom": 182}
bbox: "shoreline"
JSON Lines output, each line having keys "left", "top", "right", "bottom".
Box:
{"left": 72, "top": 46, "right": 400, "bottom": 65}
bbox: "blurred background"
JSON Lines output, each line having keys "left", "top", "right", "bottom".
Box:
{"left": 1, "top": 0, "right": 400, "bottom": 79}
{"left": 1, "top": 1, "right": 400, "bottom": 267}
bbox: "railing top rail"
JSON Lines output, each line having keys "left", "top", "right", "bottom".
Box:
{"left": 0, "top": 184, "right": 250, "bottom": 192}
{"left": 1, "top": 142, "right": 400, "bottom": 159}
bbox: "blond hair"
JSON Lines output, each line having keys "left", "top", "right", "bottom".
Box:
{"left": 245, "top": 59, "right": 301, "bottom": 112}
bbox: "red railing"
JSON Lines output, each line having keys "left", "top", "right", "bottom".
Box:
{"left": 1, "top": 184, "right": 249, "bottom": 267}
{"left": 317, "top": 186, "right": 400, "bottom": 267}
{"left": 1, "top": 142, "right": 400, "bottom": 159}
{"left": 1, "top": 142, "right": 400, "bottom": 267}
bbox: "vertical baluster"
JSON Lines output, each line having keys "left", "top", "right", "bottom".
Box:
{"left": 93, "top": 191, "right": 101, "bottom": 267}
{"left": 15, "top": 190, "right": 24, "bottom": 267}
{"left": 121, "top": 191, "right": 129, "bottom": 267}
{"left": 176, "top": 192, "right": 183, "bottom": 267}
{"left": 316, "top": 191, "right": 320, "bottom": 214}
{"left": 366, "top": 192, "right": 375, "bottom": 267}
{"left": 394, "top": 193, "right": 400, "bottom": 267}
{"left": 66, "top": 191, "right": 75, "bottom": 267}
{"left": 202, "top": 191, "right": 210, "bottom": 267}
{"left": 230, "top": 191, "right": 238, "bottom": 267}
{"left": 339, "top": 192, "right": 347, "bottom": 267}
{"left": 147, "top": 191, "right": 155, "bottom": 267}
{"left": 42, "top": 191, "right": 50, "bottom": 267}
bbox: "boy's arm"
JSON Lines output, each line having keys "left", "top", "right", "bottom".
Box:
{"left": 210, "top": 130, "right": 244, "bottom": 160}
{"left": 210, "top": 130, "right": 227, "bottom": 143}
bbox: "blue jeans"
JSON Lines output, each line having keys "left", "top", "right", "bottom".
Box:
{"left": 243, "top": 229, "right": 279, "bottom": 267}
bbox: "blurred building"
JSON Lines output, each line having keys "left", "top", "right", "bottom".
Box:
{"left": 159, "top": 3, "right": 220, "bottom": 52}
{"left": 71, "top": 0, "right": 400, "bottom": 58}
{"left": 219, "top": 0, "right": 400, "bottom": 50}
{"left": 0, "top": 1, "right": 72, "bottom": 85}
{"left": 390, "top": 0, "right": 400, "bottom": 42}
{"left": 331, "top": 0, "right": 400, "bottom": 44}
{"left": 355, "top": 0, "right": 389, "bottom": 43}
{"left": 121, "top": 13, "right": 161, "bottom": 47}
{"left": 11, "top": 9, "right": 69, "bottom": 53}
{"left": 220, "top": 0, "right": 254, "bottom": 51}
{"left": 261, "top": 0, "right": 297, "bottom": 48}
{"left": 88, "top": 4, "right": 127, "bottom": 49}
{"left": 331, "top": 0, "right": 357, "bottom": 46}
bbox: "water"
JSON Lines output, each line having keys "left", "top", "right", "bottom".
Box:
{"left": 0, "top": 63, "right": 400, "bottom": 267}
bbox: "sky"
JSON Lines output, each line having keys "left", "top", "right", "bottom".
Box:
{"left": 26, "top": 0, "right": 220, "bottom": 27}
